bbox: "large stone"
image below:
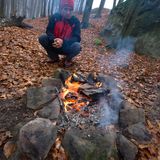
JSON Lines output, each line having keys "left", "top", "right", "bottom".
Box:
{"left": 90, "top": 130, "right": 118, "bottom": 160}
{"left": 102, "top": 0, "right": 160, "bottom": 58}
{"left": 11, "top": 118, "right": 34, "bottom": 140}
{"left": 123, "top": 122, "right": 152, "bottom": 143}
{"left": 37, "top": 97, "right": 60, "bottom": 120}
{"left": 62, "top": 128, "right": 118, "bottom": 160}
{"left": 42, "top": 77, "right": 62, "bottom": 90}
{"left": 18, "top": 118, "right": 57, "bottom": 160}
{"left": 97, "top": 74, "right": 118, "bottom": 90}
{"left": 117, "top": 134, "right": 138, "bottom": 160}
{"left": 119, "top": 108, "right": 145, "bottom": 128}
{"left": 62, "top": 129, "right": 96, "bottom": 160}
{"left": 120, "top": 100, "right": 136, "bottom": 110}
{"left": 26, "top": 86, "right": 57, "bottom": 110}
{"left": 135, "top": 27, "right": 160, "bottom": 57}
{"left": 53, "top": 68, "right": 71, "bottom": 84}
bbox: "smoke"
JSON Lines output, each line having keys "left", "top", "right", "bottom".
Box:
{"left": 108, "top": 37, "right": 136, "bottom": 70}
{"left": 98, "top": 37, "right": 136, "bottom": 126}
{"left": 99, "top": 87, "right": 123, "bottom": 126}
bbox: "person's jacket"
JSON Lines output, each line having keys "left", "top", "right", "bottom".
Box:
{"left": 46, "top": 13, "right": 81, "bottom": 48}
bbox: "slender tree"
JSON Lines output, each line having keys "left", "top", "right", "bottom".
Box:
{"left": 74, "top": 0, "right": 80, "bottom": 12}
{"left": 78, "top": 0, "right": 85, "bottom": 14}
{"left": 112, "top": 0, "right": 117, "bottom": 9}
{"left": 0, "top": 0, "right": 5, "bottom": 17}
{"left": 95, "top": 0, "right": 106, "bottom": 18}
{"left": 117, "top": 0, "right": 124, "bottom": 6}
{"left": 81, "top": 0, "right": 94, "bottom": 29}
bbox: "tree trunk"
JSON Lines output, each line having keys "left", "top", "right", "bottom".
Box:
{"left": 81, "top": 0, "right": 94, "bottom": 29}
{"left": 78, "top": 0, "right": 84, "bottom": 14}
{"left": 95, "top": 0, "right": 106, "bottom": 18}
{"left": 112, "top": 0, "right": 117, "bottom": 9}
{"left": 117, "top": 0, "right": 124, "bottom": 6}
{"left": 121, "top": 0, "right": 139, "bottom": 36}
{"left": 74, "top": 0, "right": 80, "bottom": 12}
{"left": 0, "top": 0, "right": 5, "bottom": 17}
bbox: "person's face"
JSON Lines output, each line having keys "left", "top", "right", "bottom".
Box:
{"left": 61, "top": 6, "right": 73, "bottom": 19}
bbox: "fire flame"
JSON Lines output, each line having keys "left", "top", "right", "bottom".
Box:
{"left": 60, "top": 75, "right": 89, "bottom": 112}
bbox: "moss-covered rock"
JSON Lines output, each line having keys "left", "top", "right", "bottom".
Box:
{"left": 102, "top": 0, "right": 160, "bottom": 58}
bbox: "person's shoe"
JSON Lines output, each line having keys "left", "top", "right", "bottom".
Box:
{"left": 64, "top": 59, "right": 74, "bottom": 67}
{"left": 46, "top": 58, "right": 60, "bottom": 63}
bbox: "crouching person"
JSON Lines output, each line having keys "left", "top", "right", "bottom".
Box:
{"left": 39, "top": 0, "right": 81, "bottom": 67}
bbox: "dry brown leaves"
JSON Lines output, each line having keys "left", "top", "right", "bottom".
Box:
{"left": 0, "top": 26, "right": 58, "bottom": 99}
{"left": 138, "top": 120, "right": 160, "bottom": 160}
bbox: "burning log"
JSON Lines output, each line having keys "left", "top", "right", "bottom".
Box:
{"left": 71, "top": 73, "right": 86, "bottom": 83}
{"left": 79, "top": 84, "right": 110, "bottom": 101}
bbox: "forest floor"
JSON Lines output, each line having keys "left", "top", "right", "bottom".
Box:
{"left": 0, "top": 10, "right": 160, "bottom": 159}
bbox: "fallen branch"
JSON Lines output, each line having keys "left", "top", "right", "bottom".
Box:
{"left": 0, "top": 16, "right": 33, "bottom": 29}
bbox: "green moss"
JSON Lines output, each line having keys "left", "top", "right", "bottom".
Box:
{"left": 94, "top": 38, "right": 102, "bottom": 46}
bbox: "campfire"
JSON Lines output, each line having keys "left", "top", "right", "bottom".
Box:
{"left": 54, "top": 71, "right": 123, "bottom": 129}
{"left": 59, "top": 73, "right": 110, "bottom": 117}
{"left": 9, "top": 69, "right": 148, "bottom": 160}
{"left": 60, "top": 74, "right": 90, "bottom": 112}
{"left": 12, "top": 69, "right": 148, "bottom": 160}
{"left": 52, "top": 71, "right": 123, "bottom": 159}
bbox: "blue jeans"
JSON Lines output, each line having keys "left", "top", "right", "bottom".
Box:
{"left": 39, "top": 34, "right": 81, "bottom": 60}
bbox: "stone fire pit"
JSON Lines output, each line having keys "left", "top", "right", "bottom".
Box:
{"left": 5, "top": 69, "right": 151, "bottom": 160}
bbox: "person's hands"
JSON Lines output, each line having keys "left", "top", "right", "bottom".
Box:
{"left": 52, "top": 38, "right": 63, "bottom": 48}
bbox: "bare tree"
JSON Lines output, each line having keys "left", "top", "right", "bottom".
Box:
{"left": 0, "top": 0, "right": 5, "bottom": 17}
{"left": 74, "top": 0, "right": 80, "bottom": 12}
{"left": 81, "top": 0, "right": 94, "bottom": 29}
{"left": 117, "top": 0, "right": 124, "bottom": 6}
{"left": 112, "top": 0, "right": 117, "bottom": 9}
{"left": 78, "top": 0, "right": 85, "bottom": 14}
{"left": 1, "top": 0, "right": 60, "bottom": 19}
{"left": 95, "top": 0, "right": 106, "bottom": 18}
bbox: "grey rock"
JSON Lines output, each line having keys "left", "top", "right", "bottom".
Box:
{"left": 18, "top": 118, "right": 57, "bottom": 160}
{"left": 119, "top": 108, "right": 145, "bottom": 128}
{"left": 102, "top": 0, "right": 160, "bottom": 58}
{"left": 53, "top": 68, "right": 71, "bottom": 84}
{"left": 42, "top": 77, "right": 62, "bottom": 90}
{"left": 135, "top": 27, "right": 160, "bottom": 58}
{"left": 62, "top": 128, "right": 118, "bottom": 160}
{"left": 8, "top": 150, "right": 21, "bottom": 160}
{"left": 90, "top": 130, "right": 118, "bottom": 160}
{"left": 120, "top": 100, "right": 136, "bottom": 110}
{"left": 123, "top": 122, "right": 152, "bottom": 143}
{"left": 37, "top": 97, "right": 60, "bottom": 120}
{"left": 26, "top": 86, "right": 57, "bottom": 110}
{"left": 11, "top": 118, "right": 33, "bottom": 140}
{"left": 62, "top": 129, "right": 96, "bottom": 160}
{"left": 97, "top": 74, "right": 118, "bottom": 90}
{"left": 117, "top": 134, "right": 138, "bottom": 160}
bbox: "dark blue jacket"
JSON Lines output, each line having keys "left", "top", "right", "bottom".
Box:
{"left": 46, "top": 13, "right": 81, "bottom": 48}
